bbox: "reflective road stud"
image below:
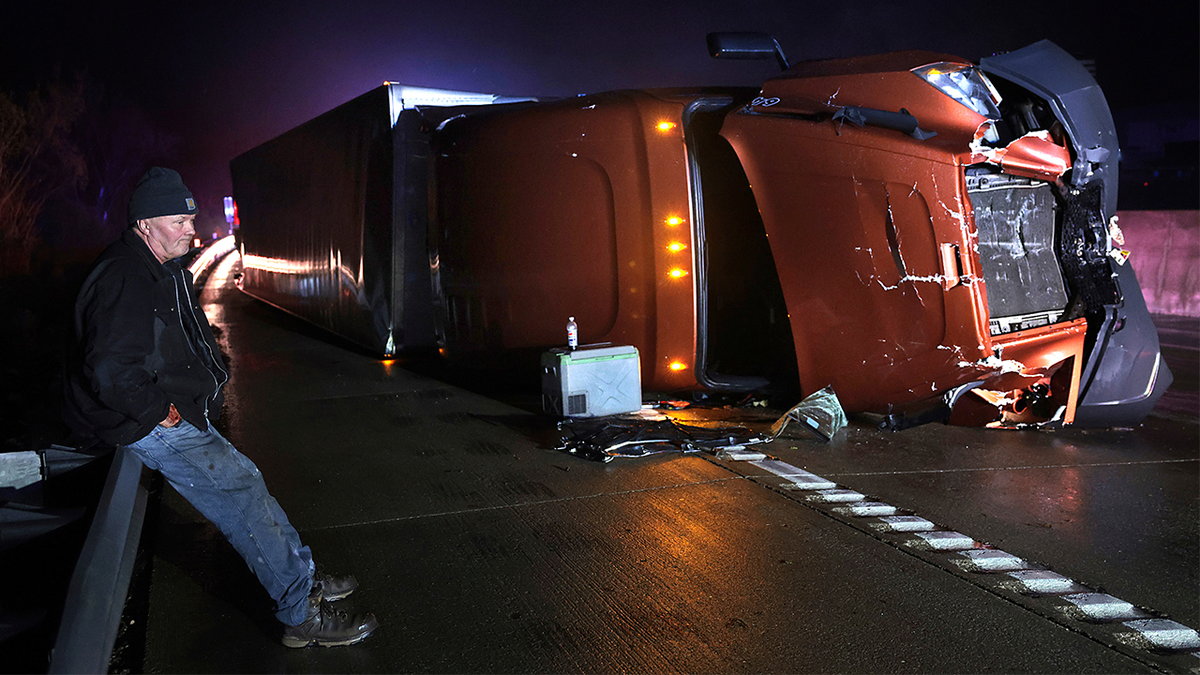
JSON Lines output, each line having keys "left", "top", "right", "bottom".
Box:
{"left": 958, "top": 549, "right": 1032, "bottom": 572}
{"left": 1061, "top": 593, "right": 1145, "bottom": 622}
{"left": 836, "top": 501, "right": 898, "bottom": 517}
{"left": 810, "top": 488, "right": 866, "bottom": 503}
{"left": 746, "top": 452, "right": 1200, "bottom": 665}
{"left": 1006, "top": 570, "right": 1088, "bottom": 594}
{"left": 1120, "top": 619, "right": 1200, "bottom": 651}
{"left": 914, "top": 531, "right": 976, "bottom": 551}
{"left": 877, "top": 515, "right": 935, "bottom": 532}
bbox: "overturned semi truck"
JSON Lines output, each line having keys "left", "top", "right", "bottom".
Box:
{"left": 230, "top": 34, "right": 1171, "bottom": 428}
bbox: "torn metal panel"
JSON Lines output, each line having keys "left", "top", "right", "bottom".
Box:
{"left": 969, "top": 130, "right": 1072, "bottom": 181}
{"left": 975, "top": 42, "right": 1172, "bottom": 424}
{"left": 957, "top": 319, "right": 1088, "bottom": 425}
{"left": 979, "top": 40, "right": 1119, "bottom": 217}
{"left": 972, "top": 379, "right": 1066, "bottom": 427}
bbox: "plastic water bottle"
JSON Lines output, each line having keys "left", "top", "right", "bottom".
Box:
{"left": 566, "top": 316, "right": 578, "bottom": 350}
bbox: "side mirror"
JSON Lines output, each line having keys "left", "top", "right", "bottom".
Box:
{"left": 706, "top": 32, "right": 790, "bottom": 71}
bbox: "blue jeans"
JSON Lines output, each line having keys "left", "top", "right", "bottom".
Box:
{"left": 126, "top": 421, "right": 314, "bottom": 626}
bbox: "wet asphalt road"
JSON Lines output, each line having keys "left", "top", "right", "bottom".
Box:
{"left": 130, "top": 252, "right": 1198, "bottom": 673}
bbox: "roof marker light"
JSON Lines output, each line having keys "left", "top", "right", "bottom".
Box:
{"left": 669, "top": 361, "right": 688, "bottom": 371}
{"left": 667, "top": 241, "right": 687, "bottom": 252}
{"left": 668, "top": 268, "right": 688, "bottom": 279}
{"left": 657, "top": 121, "right": 677, "bottom": 132}
{"left": 665, "top": 216, "right": 684, "bottom": 226}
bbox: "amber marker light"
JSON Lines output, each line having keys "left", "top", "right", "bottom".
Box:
{"left": 669, "top": 361, "right": 688, "bottom": 371}
{"left": 668, "top": 267, "right": 688, "bottom": 279}
{"left": 656, "top": 121, "right": 677, "bottom": 132}
{"left": 665, "top": 215, "right": 684, "bottom": 227}
{"left": 667, "top": 241, "right": 687, "bottom": 253}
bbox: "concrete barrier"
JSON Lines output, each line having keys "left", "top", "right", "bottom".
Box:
{"left": 1117, "top": 210, "right": 1200, "bottom": 317}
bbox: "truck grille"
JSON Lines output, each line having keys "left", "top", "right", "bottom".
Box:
{"left": 967, "top": 171, "right": 1069, "bottom": 336}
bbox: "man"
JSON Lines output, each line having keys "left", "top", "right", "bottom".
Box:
{"left": 64, "top": 167, "right": 377, "bottom": 648}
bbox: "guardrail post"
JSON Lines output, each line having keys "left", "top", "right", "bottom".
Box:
{"left": 48, "top": 447, "right": 147, "bottom": 674}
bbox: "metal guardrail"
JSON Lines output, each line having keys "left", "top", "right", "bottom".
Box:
{"left": 48, "top": 447, "right": 147, "bottom": 674}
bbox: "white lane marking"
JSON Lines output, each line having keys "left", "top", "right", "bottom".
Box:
{"left": 744, "top": 452, "right": 1200, "bottom": 658}
{"left": 914, "top": 531, "right": 976, "bottom": 550}
{"left": 957, "top": 549, "right": 1032, "bottom": 572}
{"left": 1119, "top": 619, "right": 1200, "bottom": 650}
{"left": 751, "top": 459, "right": 813, "bottom": 477}
{"left": 787, "top": 474, "right": 838, "bottom": 489}
{"left": 721, "top": 448, "right": 767, "bottom": 461}
{"left": 877, "top": 515, "right": 936, "bottom": 532}
{"left": 827, "top": 457, "right": 1197, "bottom": 478}
{"left": 1006, "top": 570, "right": 1088, "bottom": 594}
{"left": 750, "top": 459, "right": 837, "bottom": 489}
{"left": 1061, "top": 593, "right": 1145, "bottom": 622}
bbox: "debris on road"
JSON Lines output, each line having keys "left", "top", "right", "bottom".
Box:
{"left": 557, "top": 413, "right": 765, "bottom": 462}
{"left": 768, "top": 386, "right": 848, "bottom": 442}
{"left": 556, "top": 387, "right": 847, "bottom": 461}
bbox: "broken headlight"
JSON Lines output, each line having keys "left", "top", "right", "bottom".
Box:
{"left": 913, "top": 62, "right": 1003, "bottom": 123}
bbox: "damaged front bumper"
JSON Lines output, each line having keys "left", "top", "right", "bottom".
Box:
{"left": 722, "top": 39, "right": 1170, "bottom": 429}
{"left": 970, "top": 41, "right": 1173, "bottom": 427}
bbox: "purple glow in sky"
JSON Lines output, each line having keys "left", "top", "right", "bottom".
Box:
{"left": 4, "top": 1, "right": 1196, "bottom": 239}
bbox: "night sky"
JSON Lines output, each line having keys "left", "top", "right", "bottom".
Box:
{"left": 4, "top": 0, "right": 1197, "bottom": 240}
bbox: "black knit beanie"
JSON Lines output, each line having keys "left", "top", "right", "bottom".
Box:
{"left": 127, "top": 167, "right": 197, "bottom": 223}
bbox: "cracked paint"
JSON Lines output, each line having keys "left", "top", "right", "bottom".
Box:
{"left": 958, "top": 354, "right": 1027, "bottom": 374}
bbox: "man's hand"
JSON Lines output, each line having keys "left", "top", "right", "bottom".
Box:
{"left": 160, "top": 403, "right": 182, "bottom": 428}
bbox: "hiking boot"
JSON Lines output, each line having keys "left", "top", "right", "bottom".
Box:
{"left": 313, "top": 569, "right": 358, "bottom": 601}
{"left": 281, "top": 597, "right": 378, "bottom": 648}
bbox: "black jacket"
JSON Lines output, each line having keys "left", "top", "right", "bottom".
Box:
{"left": 64, "top": 229, "right": 229, "bottom": 447}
